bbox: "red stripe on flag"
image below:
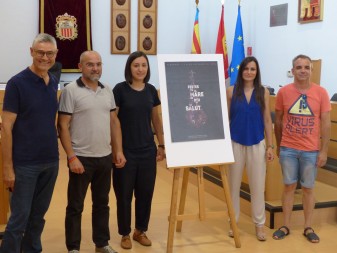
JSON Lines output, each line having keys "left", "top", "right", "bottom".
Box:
{"left": 216, "top": 5, "right": 229, "bottom": 78}
{"left": 193, "top": 24, "right": 201, "bottom": 54}
{"left": 191, "top": 7, "right": 201, "bottom": 54}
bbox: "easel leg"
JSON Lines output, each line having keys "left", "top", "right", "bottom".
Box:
{"left": 219, "top": 165, "right": 241, "bottom": 248}
{"left": 197, "top": 167, "right": 206, "bottom": 220}
{"left": 167, "top": 169, "right": 180, "bottom": 253}
{"left": 176, "top": 168, "right": 189, "bottom": 232}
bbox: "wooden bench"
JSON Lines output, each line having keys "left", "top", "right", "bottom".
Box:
{"left": 327, "top": 102, "right": 337, "bottom": 162}
{"left": 317, "top": 101, "right": 337, "bottom": 187}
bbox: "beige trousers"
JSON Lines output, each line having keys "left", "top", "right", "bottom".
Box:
{"left": 228, "top": 140, "right": 266, "bottom": 226}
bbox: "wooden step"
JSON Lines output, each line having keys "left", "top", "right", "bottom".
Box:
{"left": 262, "top": 181, "right": 337, "bottom": 228}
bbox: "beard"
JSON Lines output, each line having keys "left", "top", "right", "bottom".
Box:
{"left": 89, "top": 76, "right": 100, "bottom": 82}
{"left": 84, "top": 72, "right": 101, "bottom": 82}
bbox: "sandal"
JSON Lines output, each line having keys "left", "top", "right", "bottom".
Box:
{"left": 303, "top": 227, "right": 320, "bottom": 243}
{"left": 255, "top": 225, "right": 267, "bottom": 241}
{"left": 228, "top": 218, "right": 234, "bottom": 238}
{"left": 228, "top": 229, "right": 234, "bottom": 238}
{"left": 272, "top": 226, "right": 290, "bottom": 240}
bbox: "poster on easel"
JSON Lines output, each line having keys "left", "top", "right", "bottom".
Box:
{"left": 157, "top": 54, "right": 234, "bottom": 168}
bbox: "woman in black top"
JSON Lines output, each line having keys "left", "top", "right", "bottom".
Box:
{"left": 112, "top": 51, "right": 165, "bottom": 249}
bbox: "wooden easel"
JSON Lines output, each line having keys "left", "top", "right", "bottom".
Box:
{"left": 166, "top": 164, "right": 241, "bottom": 253}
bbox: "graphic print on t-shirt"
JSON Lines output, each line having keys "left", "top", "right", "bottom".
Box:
{"left": 286, "top": 94, "right": 315, "bottom": 136}
{"left": 288, "top": 94, "right": 313, "bottom": 116}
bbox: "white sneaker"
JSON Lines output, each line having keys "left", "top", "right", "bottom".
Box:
{"left": 95, "top": 245, "right": 118, "bottom": 253}
{"left": 68, "top": 250, "right": 79, "bottom": 253}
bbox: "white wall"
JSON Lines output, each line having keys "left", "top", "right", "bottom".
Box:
{"left": 0, "top": 0, "right": 39, "bottom": 82}
{"left": 0, "top": 0, "right": 335, "bottom": 97}
{"left": 253, "top": 0, "right": 337, "bottom": 97}
{"left": 0, "top": 0, "right": 252, "bottom": 87}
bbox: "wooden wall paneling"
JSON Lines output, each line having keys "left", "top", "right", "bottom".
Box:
{"left": 331, "top": 123, "right": 337, "bottom": 141}
{"left": 331, "top": 102, "right": 337, "bottom": 121}
{"left": 327, "top": 142, "right": 337, "bottom": 159}
{"left": 0, "top": 91, "right": 4, "bottom": 113}
{"left": 111, "top": 0, "right": 130, "bottom": 54}
{"left": 138, "top": 0, "right": 157, "bottom": 55}
{"left": 328, "top": 102, "right": 337, "bottom": 159}
{"left": 311, "top": 59, "right": 321, "bottom": 84}
{"left": 0, "top": 91, "right": 9, "bottom": 224}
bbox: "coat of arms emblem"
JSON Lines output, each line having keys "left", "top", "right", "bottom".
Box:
{"left": 55, "top": 13, "right": 78, "bottom": 41}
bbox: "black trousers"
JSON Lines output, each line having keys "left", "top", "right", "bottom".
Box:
{"left": 65, "top": 154, "right": 112, "bottom": 250}
{"left": 113, "top": 145, "right": 157, "bottom": 236}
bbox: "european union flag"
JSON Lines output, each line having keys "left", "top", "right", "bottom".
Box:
{"left": 229, "top": 5, "right": 245, "bottom": 86}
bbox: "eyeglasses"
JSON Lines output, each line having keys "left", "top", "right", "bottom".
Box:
{"left": 33, "top": 49, "right": 57, "bottom": 58}
{"left": 301, "top": 94, "right": 308, "bottom": 109}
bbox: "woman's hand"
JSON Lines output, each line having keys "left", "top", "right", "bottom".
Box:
{"left": 156, "top": 147, "right": 166, "bottom": 161}
{"left": 266, "top": 147, "right": 274, "bottom": 162}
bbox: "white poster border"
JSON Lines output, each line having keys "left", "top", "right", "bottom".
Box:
{"left": 157, "top": 54, "right": 234, "bottom": 168}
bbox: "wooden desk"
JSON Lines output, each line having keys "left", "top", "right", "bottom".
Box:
{"left": 265, "top": 133, "right": 283, "bottom": 201}
{"left": 0, "top": 116, "right": 10, "bottom": 225}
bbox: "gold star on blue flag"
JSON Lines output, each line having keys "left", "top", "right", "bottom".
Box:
{"left": 229, "top": 5, "right": 245, "bottom": 86}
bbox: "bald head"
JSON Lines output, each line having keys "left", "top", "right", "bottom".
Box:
{"left": 80, "top": 50, "right": 101, "bottom": 64}
{"left": 79, "top": 51, "right": 103, "bottom": 82}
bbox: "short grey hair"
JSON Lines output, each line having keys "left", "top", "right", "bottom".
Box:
{"left": 292, "top": 54, "right": 312, "bottom": 67}
{"left": 32, "top": 33, "right": 57, "bottom": 48}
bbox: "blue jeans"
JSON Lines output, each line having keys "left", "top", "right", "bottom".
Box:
{"left": 279, "top": 147, "right": 318, "bottom": 188}
{"left": 0, "top": 161, "right": 59, "bottom": 253}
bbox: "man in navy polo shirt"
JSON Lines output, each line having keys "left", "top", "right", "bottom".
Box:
{"left": 0, "top": 33, "right": 59, "bottom": 253}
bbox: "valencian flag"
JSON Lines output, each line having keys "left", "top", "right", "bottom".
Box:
{"left": 191, "top": 6, "right": 201, "bottom": 54}
{"left": 39, "top": 0, "right": 92, "bottom": 72}
{"left": 229, "top": 4, "right": 245, "bottom": 86}
{"left": 215, "top": 5, "right": 229, "bottom": 79}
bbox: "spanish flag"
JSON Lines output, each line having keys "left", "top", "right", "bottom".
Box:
{"left": 191, "top": 7, "right": 201, "bottom": 54}
{"left": 215, "top": 5, "right": 229, "bottom": 79}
